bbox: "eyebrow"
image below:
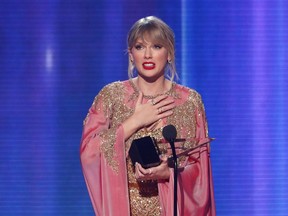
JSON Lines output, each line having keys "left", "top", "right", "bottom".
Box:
{"left": 134, "top": 40, "right": 162, "bottom": 46}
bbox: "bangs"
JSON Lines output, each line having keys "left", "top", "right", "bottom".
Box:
{"left": 129, "top": 23, "right": 170, "bottom": 48}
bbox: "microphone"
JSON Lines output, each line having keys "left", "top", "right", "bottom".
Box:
{"left": 162, "top": 124, "right": 178, "bottom": 216}
{"left": 162, "top": 124, "right": 178, "bottom": 166}
{"left": 162, "top": 124, "right": 177, "bottom": 142}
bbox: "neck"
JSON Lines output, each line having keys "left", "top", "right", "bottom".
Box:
{"left": 135, "top": 76, "right": 170, "bottom": 97}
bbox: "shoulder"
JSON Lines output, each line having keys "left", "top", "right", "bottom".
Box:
{"left": 96, "top": 80, "right": 131, "bottom": 98}
{"left": 174, "top": 83, "right": 202, "bottom": 100}
{"left": 173, "top": 83, "right": 204, "bottom": 108}
{"left": 99, "top": 80, "right": 126, "bottom": 94}
{"left": 92, "top": 80, "right": 129, "bottom": 105}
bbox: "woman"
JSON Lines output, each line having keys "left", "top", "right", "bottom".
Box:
{"left": 80, "top": 16, "right": 215, "bottom": 216}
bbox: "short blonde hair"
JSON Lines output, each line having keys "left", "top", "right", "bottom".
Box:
{"left": 127, "top": 16, "right": 177, "bottom": 81}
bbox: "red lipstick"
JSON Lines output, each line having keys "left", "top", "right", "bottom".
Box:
{"left": 142, "top": 62, "right": 155, "bottom": 70}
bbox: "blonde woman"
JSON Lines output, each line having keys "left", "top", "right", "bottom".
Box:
{"left": 80, "top": 16, "right": 215, "bottom": 216}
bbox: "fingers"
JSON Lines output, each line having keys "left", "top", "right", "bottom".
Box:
{"left": 135, "top": 162, "right": 151, "bottom": 175}
{"left": 149, "top": 94, "right": 170, "bottom": 106}
{"left": 135, "top": 94, "right": 175, "bottom": 130}
{"left": 135, "top": 161, "right": 170, "bottom": 180}
{"left": 136, "top": 92, "right": 143, "bottom": 106}
{"left": 135, "top": 163, "right": 152, "bottom": 180}
{"left": 149, "top": 95, "right": 175, "bottom": 115}
{"left": 157, "top": 103, "right": 174, "bottom": 114}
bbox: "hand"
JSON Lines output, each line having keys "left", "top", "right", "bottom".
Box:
{"left": 132, "top": 92, "right": 175, "bottom": 129}
{"left": 134, "top": 156, "right": 170, "bottom": 181}
{"left": 122, "top": 92, "right": 175, "bottom": 141}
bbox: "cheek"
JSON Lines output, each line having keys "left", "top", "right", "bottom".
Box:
{"left": 159, "top": 52, "right": 169, "bottom": 62}
{"left": 131, "top": 53, "right": 141, "bottom": 62}
{"left": 158, "top": 56, "right": 168, "bottom": 65}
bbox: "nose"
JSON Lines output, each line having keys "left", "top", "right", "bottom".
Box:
{"left": 144, "top": 47, "right": 152, "bottom": 59}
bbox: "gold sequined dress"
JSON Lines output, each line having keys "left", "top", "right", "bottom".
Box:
{"left": 80, "top": 80, "right": 216, "bottom": 216}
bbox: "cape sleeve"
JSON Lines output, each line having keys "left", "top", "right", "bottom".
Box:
{"left": 158, "top": 92, "right": 216, "bottom": 216}
{"left": 80, "top": 85, "right": 130, "bottom": 216}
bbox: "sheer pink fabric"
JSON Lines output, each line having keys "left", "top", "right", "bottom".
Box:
{"left": 80, "top": 81, "right": 216, "bottom": 216}
{"left": 80, "top": 112, "right": 129, "bottom": 215}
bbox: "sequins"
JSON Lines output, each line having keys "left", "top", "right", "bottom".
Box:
{"left": 99, "top": 127, "right": 119, "bottom": 172}
{"left": 83, "top": 112, "right": 90, "bottom": 125}
{"left": 88, "top": 82, "right": 134, "bottom": 173}
{"left": 84, "top": 80, "right": 208, "bottom": 214}
{"left": 127, "top": 153, "right": 161, "bottom": 216}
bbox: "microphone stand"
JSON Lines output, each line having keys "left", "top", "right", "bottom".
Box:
{"left": 169, "top": 138, "right": 178, "bottom": 216}
{"left": 162, "top": 124, "right": 179, "bottom": 216}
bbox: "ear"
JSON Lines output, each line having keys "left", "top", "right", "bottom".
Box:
{"left": 167, "top": 53, "right": 172, "bottom": 62}
{"left": 128, "top": 50, "right": 134, "bottom": 62}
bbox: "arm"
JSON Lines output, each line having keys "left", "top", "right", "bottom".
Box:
{"left": 80, "top": 86, "right": 129, "bottom": 215}
{"left": 122, "top": 92, "right": 175, "bottom": 141}
{"left": 158, "top": 91, "right": 216, "bottom": 216}
{"left": 80, "top": 84, "right": 176, "bottom": 215}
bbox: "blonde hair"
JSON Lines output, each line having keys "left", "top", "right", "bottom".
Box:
{"left": 127, "top": 16, "right": 178, "bottom": 81}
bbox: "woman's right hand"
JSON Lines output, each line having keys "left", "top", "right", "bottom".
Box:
{"left": 133, "top": 92, "right": 175, "bottom": 129}
{"left": 122, "top": 92, "right": 175, "bottom": 140}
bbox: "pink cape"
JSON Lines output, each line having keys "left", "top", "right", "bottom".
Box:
{"left": 80, "top": 81, "right": 216, "bottom": 215}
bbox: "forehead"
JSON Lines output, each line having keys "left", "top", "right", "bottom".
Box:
{"left": 135, "top": 37, "right": 154, "bottom": 45}
{"left": 134, "top": 31, "right": 163, "bottom": 45}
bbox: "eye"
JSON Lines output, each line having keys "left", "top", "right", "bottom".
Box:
{"left": 134, "top": 44, "right": 143, "bottom": 50}
{"left": 154, "top": 44, "right": 163, "bottom": 49}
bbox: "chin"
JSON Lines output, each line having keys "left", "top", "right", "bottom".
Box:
{"left": 139, "top": 73, "right": 164, "bottom": 82}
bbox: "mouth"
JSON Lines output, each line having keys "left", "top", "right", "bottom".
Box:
{"left": 142, "top": 62, "right": 156, "bottom": 70}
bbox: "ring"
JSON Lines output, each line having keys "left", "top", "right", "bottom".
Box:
{"left": 158, "top": 107, "right": 162, "bottom": 114}
{"left": 151, "top": 99, "right": 156, "bottom": 105}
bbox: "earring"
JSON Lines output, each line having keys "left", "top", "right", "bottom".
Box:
{"left": 168, "top": 59, "right": 172, "bottom": 64}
